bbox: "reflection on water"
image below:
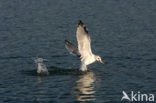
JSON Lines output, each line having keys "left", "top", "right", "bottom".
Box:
{"left": 75, "top": 71, "right": 96, "bottom": 102}
{"left": 37, "top": 76, "right": 43, "bottom": 83}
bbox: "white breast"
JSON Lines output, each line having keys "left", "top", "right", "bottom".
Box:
{"left": 82, "top": 55, "right": 96, "bottom": 65}
{"left": 37, "top": 63, "right": 49, "bottom": 75}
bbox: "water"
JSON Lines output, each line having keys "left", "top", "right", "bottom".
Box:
{"left": 0, "top": 0, "right": 156, "bottom": 103}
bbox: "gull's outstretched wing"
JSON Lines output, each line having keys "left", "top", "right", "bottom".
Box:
{"left": 65, "top": 40, "right": 81, "bottom": 57}
{"left": 76, "top": 20, "right": 92, "bottom": 60}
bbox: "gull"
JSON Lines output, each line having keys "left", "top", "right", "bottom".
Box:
{"left": 34, "top": 58, "right": 49, "bottom": 75}
{"left": 65, "top": 20, "right": 104, "bottom": 71}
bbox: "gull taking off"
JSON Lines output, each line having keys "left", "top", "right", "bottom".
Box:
{"left": 65, "top": 20, "right": 104, "bottom": 71}
{"left": 34, "top": 58, "right": 49, "bottom": 75}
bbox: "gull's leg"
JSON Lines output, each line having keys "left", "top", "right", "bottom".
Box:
{"left": 80, "top": 63, "right": 87, "bottom": 71}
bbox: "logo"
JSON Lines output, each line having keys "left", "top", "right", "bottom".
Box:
{"left": 121, "top": 91, "right": 155, "bottom": 102}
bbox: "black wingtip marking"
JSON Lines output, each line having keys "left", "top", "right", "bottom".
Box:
{"left": 78, "top": 20, "right": 83, "bottom": 26}
{"left": 78, "top": 20, "right": 88, "bottom": 33}
{"left": 65, "top": 40, "right": 74, "bottom": 48}
{"left": 65, "top": 39, "right": 68, "bottom": 43}
{"left": 84, "top": 26, "right": 88, "bottom": 33}
{"left": 65, "top": 40, "right": 70, "bottom": 45}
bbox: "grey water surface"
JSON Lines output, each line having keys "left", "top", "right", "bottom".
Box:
{"left": 0, "top": 0, "right": 156, "bottom": 103}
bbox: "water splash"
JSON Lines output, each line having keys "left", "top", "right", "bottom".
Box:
{"left": 34, "top": 58, "right": 49, "bottom": 75}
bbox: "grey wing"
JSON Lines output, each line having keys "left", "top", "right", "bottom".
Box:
{"left": 76, "top": 20, "right": 92, "bottom": 60}
{"left": 65, "top": 40, "right": 81, "bottom": 57}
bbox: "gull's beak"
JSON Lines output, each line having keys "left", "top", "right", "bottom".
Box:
{"left": 99, "top": 60, "right": 104, "bottom": 64}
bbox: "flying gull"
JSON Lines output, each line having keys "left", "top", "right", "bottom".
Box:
{"left": 65, "top": 20, "right": 104, "bottom": 71}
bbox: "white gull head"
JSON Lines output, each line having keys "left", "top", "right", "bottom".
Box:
{"left": 94, "top": 55, "right": 104, "bottom": 64}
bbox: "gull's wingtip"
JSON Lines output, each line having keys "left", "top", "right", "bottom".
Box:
{"left": 64, "top": 40, "right": 70, "bottom": 45}
{"left": 77, "top": 20, "right": 88, "bottom": 33}
{"left": 78, "top": 20, "right": 83, "bottom": 26}
{"left": 65, "top": 39, "right": 68, "bottom": 43}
